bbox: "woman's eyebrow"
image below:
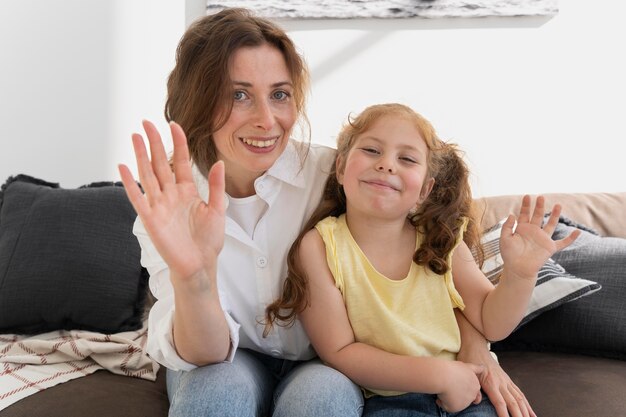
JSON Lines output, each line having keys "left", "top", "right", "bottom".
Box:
{"left": 231, "top": 80, "right": 293, "bottom": 88}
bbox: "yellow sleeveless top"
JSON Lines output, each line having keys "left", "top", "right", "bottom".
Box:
{"left": 315, "top": 214, "right": 467, "bottom": 397}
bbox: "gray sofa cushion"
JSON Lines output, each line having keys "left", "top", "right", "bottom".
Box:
{"left": 0, "top": 174, "right": 148, "bottom": 335}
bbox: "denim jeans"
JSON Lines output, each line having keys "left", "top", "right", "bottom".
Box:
{"left": 363, "top": 391, "right": 497, "bottom": 417}
{"left": 166, "top": 348, "right": 364, "bottom": 417}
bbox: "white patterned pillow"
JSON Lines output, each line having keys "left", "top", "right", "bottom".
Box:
{"left": 479, "top": 219, "right": 601, "bottom": 328}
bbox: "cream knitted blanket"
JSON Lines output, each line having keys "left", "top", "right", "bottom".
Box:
{"left": 0, "top": 322, "right": 158, "bottom": 411}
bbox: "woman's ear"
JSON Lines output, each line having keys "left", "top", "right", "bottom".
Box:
{"left": 417, "top": 177, "right": 435, "bottom": 204}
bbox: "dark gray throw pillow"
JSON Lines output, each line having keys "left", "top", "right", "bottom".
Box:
{"left": 493, "top": 218, "right": 626, "bottom": 360}
{"left": 0, "top": 174, "right": 148, "bottom": 335}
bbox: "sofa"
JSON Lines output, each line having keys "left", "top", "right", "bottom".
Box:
{"left": 0, "top": 174, "right": 624, "bottom": 416}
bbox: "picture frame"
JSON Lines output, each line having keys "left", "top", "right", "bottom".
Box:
{"left": 206, "top": 0, "right": 558, "bottom": 20}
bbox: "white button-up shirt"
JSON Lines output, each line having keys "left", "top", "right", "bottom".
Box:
{"left": 134, "top": 140, "right": 336, "bottom": 371}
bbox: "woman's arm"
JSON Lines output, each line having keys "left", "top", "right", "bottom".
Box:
{"left": 298, "top": 229, "right": 482, "bottom": 413}
{"left": 119, "top": 121, "right": 230, "bottom": 365}
{"left": 455, "top": 311, "right": 536, "bottom": 417}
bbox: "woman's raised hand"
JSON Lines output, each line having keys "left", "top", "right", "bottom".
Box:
{"left": 118, "top": 120, "right": 225, "bottom": 287}
{"left": 499, "top": 195, "right": 580, "bottom": 280}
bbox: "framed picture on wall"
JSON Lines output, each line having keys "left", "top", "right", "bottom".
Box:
{"left": 206, "top": 0, "right": 558, "bottom": 19}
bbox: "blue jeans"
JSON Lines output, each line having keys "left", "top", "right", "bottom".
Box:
{"left": 363, "top": 391, "right": 497, "bottom": 417}
{"left": 166, "top": 348, "right": 364, "bottom": 417}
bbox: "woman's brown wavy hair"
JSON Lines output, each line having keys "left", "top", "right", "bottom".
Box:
{"left": 165, "top": 8, "right": 311, "bottom": 176}
{"left": 264, "top": 103, "right": 484, "bottom": 335}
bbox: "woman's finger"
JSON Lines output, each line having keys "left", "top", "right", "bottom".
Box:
{"left": 169, "top": 121, "right": 195, "bottom": 185}
{"left": 142, "top": 120, "right": 175, "bottom": 188}
{"left": 500, "top": 385, "right": 523, "bottom": 417}
{"left": 131, "top": 133, "right": 161, "bottom": 204}
{"left": 207, "top": 160, "right": 225, "bottom": 215}
{"left": 118, "top": 163, "right": 149, "bottom": 218}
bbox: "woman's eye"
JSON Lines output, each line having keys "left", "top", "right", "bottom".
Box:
{"left": 272, "top": 90, "right": 290, "bottom": 100}
{"left": 233, "top": 90, "right": 248, "bottom": 101}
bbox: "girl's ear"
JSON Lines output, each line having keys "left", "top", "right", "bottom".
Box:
{"left": 335, "top": 155, "right": 344, "bottom": 185}
{"left": 417, "top": 177, "right": 435, "bottom": 204}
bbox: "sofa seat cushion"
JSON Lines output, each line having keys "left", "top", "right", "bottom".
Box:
{"left": 498, "top": 351, "right": 626, "bottom": 417}
{"left": 0, "top": 368, "right": 169, "bottom": 417}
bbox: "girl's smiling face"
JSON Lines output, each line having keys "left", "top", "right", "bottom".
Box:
{"left": 213, "top": 43, "right": 297, "bottom": 197}
{"left": 338, "top": 114, "right": 434, "bottom": 219}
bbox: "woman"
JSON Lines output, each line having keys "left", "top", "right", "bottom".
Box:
{"left": 118, "top": 8, "right": 534, "bottom": 417}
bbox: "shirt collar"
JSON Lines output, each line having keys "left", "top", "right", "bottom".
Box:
{"left": 261, "top": 139, "right": 307, "bottom": 189}
{"left": 191, "top": 139, "right": 309, "bottom": 203}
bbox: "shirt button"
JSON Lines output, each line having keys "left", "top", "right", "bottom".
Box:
{"left": 270, "top": 349, "right": 281, "bottom": 357}
{"left": 256, "top": 256, "right": 268, "bottom": 268}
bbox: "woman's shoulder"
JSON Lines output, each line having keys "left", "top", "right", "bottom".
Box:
{"left": 293, "top": 140, "right": 336, "bottom": 168}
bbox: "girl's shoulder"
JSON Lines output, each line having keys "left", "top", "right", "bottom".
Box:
{"left": 314, "top": 214, "right": 345, "bottom": 233}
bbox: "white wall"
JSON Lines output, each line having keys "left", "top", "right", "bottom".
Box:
{"left": 281, "top": 0, "right": 625, "bottom": 197}
{"left": 0, "top": 0, "right": 184, "bottom": 188}
{"left": 0, "top": 0, "right": 623, "bottom": 197}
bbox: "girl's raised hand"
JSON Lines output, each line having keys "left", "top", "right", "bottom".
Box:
{"left": 118, "top": 120, "right": 225, "bottom": 287}
{"left": 499, "top": 195, "right": 580, "bottom": 281}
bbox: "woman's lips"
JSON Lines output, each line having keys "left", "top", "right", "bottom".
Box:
{"left": 239, "top": 136, "right": 279, "bottom": 153}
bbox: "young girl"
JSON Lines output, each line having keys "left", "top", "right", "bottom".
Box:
{"left": 265, "top": 103, "right": 579, "bottom": 416}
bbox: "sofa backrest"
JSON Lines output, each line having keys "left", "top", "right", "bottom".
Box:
{"left": 473, "top": 192, "right": 626, "bottom": 238}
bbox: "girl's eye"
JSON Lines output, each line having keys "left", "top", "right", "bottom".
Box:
{"left": 360, "top": 147, "right": 379, "bottom": 155}
{"left": 272, "top": 90, "right": 290, "bottom": 100}
{"left": 233, "top": 90, "right": 248, "bottom": 101}
{"left": 400, "top": 156, "right": 417, "bottom": 164}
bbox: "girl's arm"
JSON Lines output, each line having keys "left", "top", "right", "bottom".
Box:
{"left": 119, "top": 121, "right": 230, "bottom": 365}
{"left": 453, "top": 195, "right": 580, "bottom": 342}
{"left": 298, "top": 229, "right": 483, "bottom": 413}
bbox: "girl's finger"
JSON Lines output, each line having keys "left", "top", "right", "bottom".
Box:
{"left": 142, "top": 120, "right": 175, "bottom": 188}
{"left": 541, "top": 204, "right": 562, "bottom": 236}
{"left": 555, "top": 228, "right": 581, "bottom": 251}
{"left": 530, "top": 195, "right": 545, "bottom": 225}
{"left": 500, "top": 214, "right": 517, "bottom": 237}
{"left": 517, "top": 195, "right": 532, "bottom": 224}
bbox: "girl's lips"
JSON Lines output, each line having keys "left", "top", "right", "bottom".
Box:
{"left": 362, "top": 179, "right": 400, "bottom": 191}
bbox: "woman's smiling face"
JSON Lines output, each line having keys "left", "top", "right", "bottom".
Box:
{"left": 213, "top": 43, "right": 297, "bottom": 197}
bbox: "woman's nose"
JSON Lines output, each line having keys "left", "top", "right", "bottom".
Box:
{"left": 253, "top": 100, "right": 275, "bottom": 130}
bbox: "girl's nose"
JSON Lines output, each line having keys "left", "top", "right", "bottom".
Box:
{"left": 376, "top": 158, "right": 396, "bottom": 173}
